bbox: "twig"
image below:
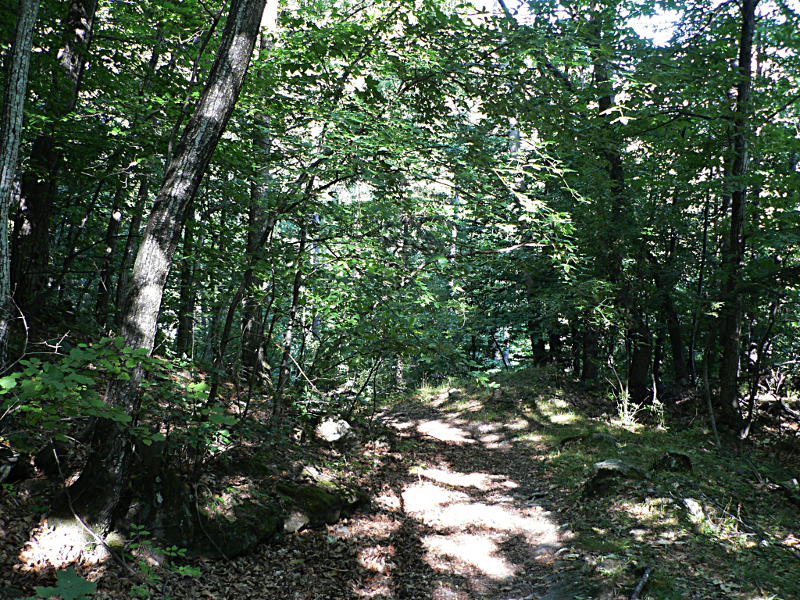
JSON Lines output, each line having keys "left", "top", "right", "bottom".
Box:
{"left": 0, "top": 297, "right": 29, "bottom": 376}
{"left": 272, "top": 340, "right": 320, "bottom": 394}
{"left": 631, "top": 565, "right": 654, "bottom": 600}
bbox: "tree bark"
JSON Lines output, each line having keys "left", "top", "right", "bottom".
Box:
{"left": 13, "top": 0, "right": 98, "bottom": 312}
{"left": 175, "top": 213, "right": 197, "bottom": 357}
{"left": 66, "top": 0, "right": 269, "bottom": 532}
{"left": 0, "top": 0, "right": 40, "bottom": 369}
{"left": 718, "top": 0, "right": 758, "bottom": 430}
{"left": 94, "top": 183, "right": 126, "bottom": 326}
{"left": 114, "top": 177, "right": 148, "bottom": 314}
{"left": 272, "top": 226, "right": 307, "bottom": 427}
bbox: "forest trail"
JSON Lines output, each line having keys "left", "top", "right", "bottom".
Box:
{"left": 170, "top": 383, "right": 593, "bottom": 600}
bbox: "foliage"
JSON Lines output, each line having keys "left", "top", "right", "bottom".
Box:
{"left": 126, "top": 524, "right": 201, "bottom": 599}
{"left": 17, "top": 567, "right": 97, "bottom": 600}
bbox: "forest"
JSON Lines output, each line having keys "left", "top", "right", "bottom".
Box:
{"left": 0, "top": 0, "right": 799, "bottom": 598}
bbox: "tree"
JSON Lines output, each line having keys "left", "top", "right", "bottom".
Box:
{"left": 717, "top": 0, "right": 759, "bottom": 431}
{"left": 13, "top": 0, "right": 98, "bottom": 312}
{"left": 0, "top": 0, "right": 40, "bottom": 368}
{"left": 66, "top": 0, "right": 269, "bottom": 532}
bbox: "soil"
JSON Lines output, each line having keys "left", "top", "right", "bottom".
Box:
{"left": 0, "top": 387, "right": 597, "bottom": 600}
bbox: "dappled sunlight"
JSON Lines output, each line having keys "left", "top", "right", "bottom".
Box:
{"left": 548, "top": 413, "right": 578, "bottom": 425}
{"left": 402, "top": 481, "right": 470, "bottom": 513}
{"left": 422, "top": 533, "right": 516, "bottom": 579}
{"left": 403, "top": 481, "right": 559, "bottom": 543}
{"left": 357, "top": 543, "right": 396, "bottom": 573}
{"left": 334, "top": 514, "right": 402, "bottom": 539}
{"left": 374, "top": 390, "right": 572, "bottom": 598}
{"left": 415, "top": 467, "right": 502, "bottom": 491}
{"left": 19, "top": 519, "right": 107, "bottom": 572}
{"left": 373, "top": 489, "right": 402, "bottom": 512}
{"left": 416, "top": 420, "right": 475, "bottom": 444}
{"left": 431, "top": 582, "right": 470, "bottom": 599}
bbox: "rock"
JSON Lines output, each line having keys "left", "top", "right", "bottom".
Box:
{"left": 196, "top": 500, "right": 283, "bottom": 558}
{"left": 302, "top": 465, "right": 335, "bottom": 485}
{"left": 651, "top": 451, "right": 692, "bottom": 473}
{"left": 584, "top": 459, "right": 645, "bottom": 495}
{"left": 682, "top": 497, "right": 705, "bottom": 523}
{"left": 276, "top": 482, "right": 344, "bottom": 526}
{"left": 315, "top": 418, "right": 358, "bottom": 446}
{"left": 447, "top": 388, "right": 463, "bottom": 400}
{"left": 284, "top": 510, "right": 310, "bottom": 533}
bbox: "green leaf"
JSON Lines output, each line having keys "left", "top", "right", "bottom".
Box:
{"left": 0, "top": 376, "right": 18, "bottom": 393}
{"left": 35, "top": 568, "right": 96, "bottom": 600}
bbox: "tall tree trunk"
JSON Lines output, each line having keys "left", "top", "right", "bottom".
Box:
{"left": 241, "top": 110, "right": 276, "bottom": 381}
{"left": 114, "top": 177, "right": 148, "bottom": 313}
{"left": 13, "top": 0, "right": 98, "bottom": 312}
{"left": 688, "top": 191, "right": 711, "bottom": 383}
{"left": 175, "top": 213, "right": 197, "bottom": 357}
{"left": 627, "top": 316, "right": 651, "bottom": 404}
{"left": 581, "top": 327, "right": 600, "bottom": 385}
{"left": 0, "top": 0, "right": 40, "bottom": 369}
{"left": 65, "top": 0, "right": 268, "bottom": 533}
{"left": 94, "top": 182, "right": 126, "bottom": 325}
{"left": 272, "top": 226, "right": 307, "bottom": 426}
{"left": 649, "top": 261, "right": 689, "bottom": 387}
{"left": 718, "top": 0, "right": 757, "bottom": 430}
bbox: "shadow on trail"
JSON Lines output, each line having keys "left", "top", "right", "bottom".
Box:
{"left": 357, "top": 389, "right": 591, "bottom": 600}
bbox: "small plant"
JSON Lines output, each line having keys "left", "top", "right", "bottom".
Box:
{"left": 126, "top": 524, "right": 200, "bottom": 599}
{"left": 16, "top": 567, "right": 96, "bottom": 600}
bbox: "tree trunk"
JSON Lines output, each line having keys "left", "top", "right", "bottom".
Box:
{"left": 65, "top": 0, "right": 268, "bottom": 532}
{"left": 650, "top": 263, "right": 689, "bottom": 387}
{"left": 272, "top": 226, "right": 307, "bottom": 427}
{"left": 13, "top": 0, "right": 98, "bottom": 312}
{"left": 241, "top": 112, "right": 277, "bottom": 381}
{"left": 718, "top": 0, "right": 757, "bottom": 430}
{"left": 0, "top": 0, "right": 40, "bottom": 369}
{"left": 94, "top": 183, "right": 126, "bottom": 326}
{"left": 627, "top": 316, "right": 652, "bottom": 404}
{"left": 581, "top": 327, "right": 600, "bottom": 385}
{"left": 175, "top": 213, "right": 197, "bottom": 357}
{"left": 114, "top": 177, "right": 148, "bottom": 313}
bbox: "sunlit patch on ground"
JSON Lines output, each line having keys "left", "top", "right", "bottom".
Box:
{"left": 402, "top": 479, "right": 559, "bottom": 539}
{"left": 19, "top": 519, "right": 107, "bottom": 572}
{"left": 423, "top": 533, "right": 516, "bottom": 579}
{"left": 388, "top": 403, "right": 564, "bottom": 597}
{"left": 414, "top": 467, "right": 501, "bottom": 491}
{"left": 373, "top": 489, "right": 402, "bottom": 511}
{"left": 431, "top": 582, "right": 470, "bottom": 599}
{"left": 415, "top": 420, "right": 475, "bottom": 444}
{"left": 352, "top": 575, "right": 393, "bottom": 598}
{"left": 334, "top": 514, "right": 402, "bottom": 539}
{"left": 357, "top": 543, "right": 396, "bottom": 573}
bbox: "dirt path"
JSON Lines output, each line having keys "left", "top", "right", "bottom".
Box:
{"left": 170, "top": 389, "right": 588, "bottom": 600}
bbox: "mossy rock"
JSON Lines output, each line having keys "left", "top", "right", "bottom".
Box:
{"left": 276, "top": 481, "right": 345, "bottom": 526}
{"left": 584, "top": 458, "right": 645, "bottom": 496}
{"left": 651, "top": 451, "right": 693, "bottom": 473}
{"left": 195, "top": 500, "right": 283, "bottom": 558}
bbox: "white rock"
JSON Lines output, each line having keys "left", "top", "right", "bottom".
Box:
{"left": 315, "top": 418, "right": 353, "bottom": 443}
